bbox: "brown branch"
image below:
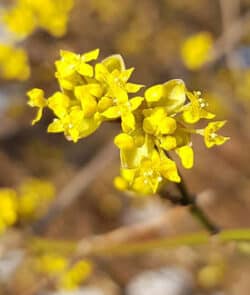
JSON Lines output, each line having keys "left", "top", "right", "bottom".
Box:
{"left": 31, "top": 141, "right": 117, "bottom": 234}
{"left": 74, "top": 206, "right": 182, "bottom": 258}
{"left": 209, "top": 10, "right": 250, "bottom": 65}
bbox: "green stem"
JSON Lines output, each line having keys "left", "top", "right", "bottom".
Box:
{"left": 92, "top": 229, "right": 250, "bottom": 257}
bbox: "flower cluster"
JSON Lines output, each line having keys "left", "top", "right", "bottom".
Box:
{"left": 28, "top": 49, "right": 144, "bottom": 141}
{"left": 0, "top": 43, "right": 30, "bottom": 80}
{"left": 0, "top": 189, "right": 18, "bottom": 233}
{"left": 28, "top": 49, "right": 229, "bottom": 195}
{"left": 0, "top": 178, "right": 55, "bottom": 233}
{"left": 35, "top": 254, "right": 92, "bottom": 290}
{"left": 18, "top": 178, "right": 55, "bottom": 220}
{"left": 1, "top": 0, "right": 74, "bottom": 38}
{"left": 181, "top": 32, "right": 214, "bottom": 70}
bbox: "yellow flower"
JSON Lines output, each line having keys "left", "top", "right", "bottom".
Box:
{"left": 93, "top": 56, "right": 127, "bottom": 101}
{"left": 2, "top": 0, "right": 74, "bottom": 38}
{"left": 18, "top": 178, "right": 55, "bottom": 220}
{"left": 176, "top": 145, "right": 194, "bottom": 169}
{"left": 101, "top": 88, "right": 143, "bottom": 132}
{"left": 60, "top": 260, "right": 93, "bottom": 290}
{"left": 0, "top": 44, "right": 30, "bottom": 80}
{"left": 47, "top": 91, "right": 70, "bottom": 118}
{"left": 27, "top": 48, "right": 230, "bottom": 196}
{"left": 96, "top": 62, "right": 144, "bottom": 132}
{"left": 55, "top": 49, "right": 99, "bottom": 90}
{"left": 144, "top": 79, "right": 186, "bottom": 113}
{"left": 2, "top": 4, "right": 36, "bottom": 38}
{"left": 0, "top": 189, "right": 18, "bottom": 233}
{"left": 158, "top": 135, "right": 177, "bottom": 151}
{"left": 119, "top": 133, "right": 153, "bottom": 169}
{"left": 102, "top": 54, "right": 125, "bottom": 72}
{"left": 35, "top": 253, "right": 68, "bottom": 275}
{"left": 48, "top": 106, "right": 101, "bottom": 142}
{"left": 157, "top": 128, "right": 192, "bottom": 165}
{"left": 143, "top": 107, "right": 177, "bottom": 136}
{"left": 27, "top": 88, "right": 47, "bottom": 125}
{"left": 74, "top": 84, "right": 103, "bottom": 117}
{"left": 36, "top": 0, "right": 74, "bottom": 37}
{"left": 118, "top": 149, "right": 180, "bottom": 195}
{"left": 114, "top": 133, "right": 135, "bottom": 150}
{"left": 95, "top": 62, "right": 144, "bottom": 96}
{"left": 203, "top": 121, "right": 229, "bottom": 148}
{"left": 182, "top": 91, "right": 215, "bottom": 124}
{"left": 181, "top": 32, "right": 213, "bottom": 70}
{"left": 113, "top": 175, "right": 128, "bottom": 191}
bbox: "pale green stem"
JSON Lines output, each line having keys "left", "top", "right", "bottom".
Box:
{"left": 92, "top": 229, "right": 250, "bottom": 257}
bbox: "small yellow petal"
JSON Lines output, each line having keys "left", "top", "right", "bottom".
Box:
{"left": 113, "top": 176, "right": 128, "bottom": 191}
{"left": 182, "top": 108, "right": 200, "bottom": 124}
{"left": 160, "top": 136, "right": 177, "bottom": 151}
{"left": 163, "top": 79, "right": 186, "bottom": 112}
{"left": 102, "top": 54, "right": 125, "bottom": 72}
{"left": 114, "top": 133, "right": 134, "bottom": 150}
{"left": 98, "top": 96, "right": 113, "bottom": 112}
{"left": 160, "top": 117, "right": 177, "bottom": 134}
{"left": 75, "top": 84, "right": 103, "bottom": 99}
{"left": 82, "top": 48, "right": 100, "bottom": 62}
{"left": 113, "top": 86, "right": 128, "bottom": 103}
{"left": 120, "top": 68, "right": 134, "bottom": 82}
{"left": 129, "top": 96, "right": 144, "bottom": 111}
{"left": 81, "top": 95, "right": 97, "bottom": 117}
{"left": 176, "top": 145, "right": 194, "bottom": 169}
{"left": 121, "top": 112, "right": 135, "bottom": 132}
{"left": 47, "top": 119, "right": 64, "bottom": 133}
{"left": 27, "top": 88, "right": 46, "bottom": 108}
{"left": 77, "top": 63, "right": 94, "bottom": 77}
{"left": 31, "top": 108, "right": 43, "bottom": 125}
{"left": 204, "top": 121, "right": 229, "bottom": 148}
{"left": 102, "top": 106, "right": 120, "bottom": 119}
{"left": 47, "top": 92, "right": 70, "bottom": 118}
{"left": 145, "top": 85, "right": 163, "bottom": 103}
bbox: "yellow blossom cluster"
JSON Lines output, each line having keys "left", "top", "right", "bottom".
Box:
{"left": 28, "top": 49, "right": 229, "bottom": 195}
{"left": 0, "top": 43, "right": 30, "bottom": 80}
{"left": 181, "top": 31, "right": 214, "bottom": 70}
{"left": 0, "top": 0, "right": 73, "bottom": 81}
{"left": 0, "top": 189, "right": 18, "bottom": 233}
{"left": 0, "top": 178, "right": 55, "bottom": 233}
{"left": 35, "top": 254, "right": 92, "bottom": 290}
{"left": 18, "top": 178, "right": 55, "bottom": 220}
{"left": 1, "top": 0, "right": 74, "bottom": 38}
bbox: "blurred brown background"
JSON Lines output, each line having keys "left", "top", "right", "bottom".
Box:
{"left": 0, "top": 0, "right": 250, "bottom": 294}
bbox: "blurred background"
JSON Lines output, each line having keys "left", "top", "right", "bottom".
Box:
{"left": 0, "top": 0, "right": 250, "bottom": 294}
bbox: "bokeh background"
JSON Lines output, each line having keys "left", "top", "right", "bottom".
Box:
{"left": 0, "top": 0, "right": 250, "bottom": 294}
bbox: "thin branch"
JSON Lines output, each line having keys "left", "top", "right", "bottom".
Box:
{"left": 161, "top": 153, "right": 220, "bottom": 234}
{"left": 31, "top": 141, "right": 117, "bottom": 234}
{"left": 75, "top": 208, "right": 178, "bottom": 258}
{"left": 209, "top": 10, "right": 250, "bottom": 65}
{"left": 73, "top": 228, "right": 250, "bottom": 258}
{"left": 176, "top": 179, "right": 220, "bottom": 234}
{"left": 219, "top": 0, "right": 241, "bottom": 68}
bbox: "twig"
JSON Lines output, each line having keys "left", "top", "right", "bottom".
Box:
{"left": 218, "top": 0, "right": 241, "bottom": 68}
{"left": 74, "top": 227, "right": 250, "bottom": 258}
{"left": 31, "top": 141, "right": 117, "bottom": 234}
{"left": 208, "top": 10, "right": 250, "bottom": 65}
{"left": 75, "top": 208, "right": 177, "bottom": 258}
{"left": 177, "top": 179, "right": 220, "bottom": 234}
{"left": 161, "top": 153, "right": 220, "bottom": 234}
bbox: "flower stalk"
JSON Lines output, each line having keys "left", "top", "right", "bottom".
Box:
{"left": 160, "top": 177, "right": 220, "bottom": 234}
